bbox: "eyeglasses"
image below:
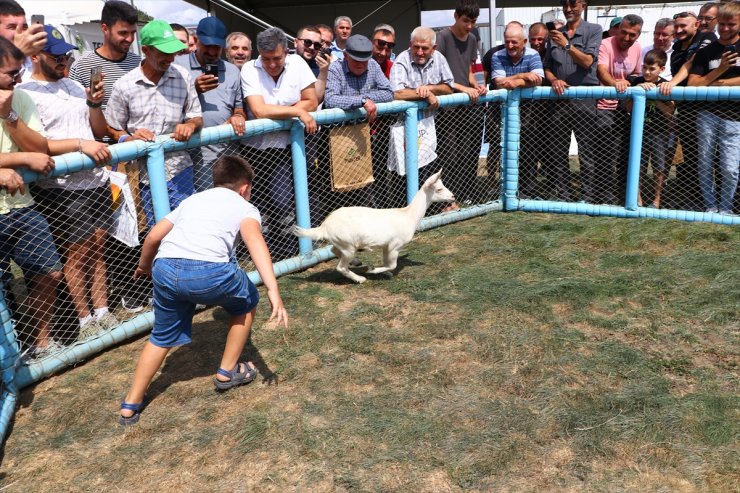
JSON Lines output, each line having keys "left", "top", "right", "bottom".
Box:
{"left": 43, "top": 51, "right": 73, "bottom": 64}
{"left": 697, "top": 15, "right": 716, "bottom": 22}
{"left": 673, "top": 12, "right": 696, "bottom": 20}
{"left": 373, "top": 39, "right": 396, "bottom": 50}
{"left": 300, "top": 38, "right": 322, "bottom": 50}
{"left": 2, "top": 68, "right": 23, "bottom": 79}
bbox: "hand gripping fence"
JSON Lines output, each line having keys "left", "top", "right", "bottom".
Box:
{"left": 0, "top": 86, "right": 737, "bottom": 442}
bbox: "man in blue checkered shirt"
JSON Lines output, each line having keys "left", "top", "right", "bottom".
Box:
{"left": 324, "top": 34, "right": 393, "bottom": 124}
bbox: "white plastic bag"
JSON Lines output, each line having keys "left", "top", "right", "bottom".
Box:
{"left": 107, "top": 169, "right": 139, "bottom": 247}
{"left": 387, "top": 115, "right": 437, "bottom": 176}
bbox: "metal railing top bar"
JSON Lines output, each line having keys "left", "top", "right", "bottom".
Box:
{"left": 520, "top": 85, "right": 740, "bottom": 101}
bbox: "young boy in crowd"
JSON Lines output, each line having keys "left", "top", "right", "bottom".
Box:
{"left": 630, "top": 49, "right": 675, "bottom": 209}
{"left": 118, "top": 155, "right": 288, "bottom": 426}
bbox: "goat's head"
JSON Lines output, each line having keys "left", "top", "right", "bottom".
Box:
{"left": 424, "top": 170, "right": 455, "bottom": 203}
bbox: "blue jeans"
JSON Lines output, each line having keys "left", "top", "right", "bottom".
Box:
{"left": 139, "top": 167, "right": 195, "bottom": 227}
{"left": 0, "top": 206, "right": 62, "bottom": 276}
{"left": 150, "top": 257, "right": 259, "bottom": 347}
{"left": 696, "top": 111, "right": 740, "bottom": 212}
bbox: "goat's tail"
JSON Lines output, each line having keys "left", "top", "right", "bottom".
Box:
{"left": 292, "top": 225, "right": 324, "bottom": 241}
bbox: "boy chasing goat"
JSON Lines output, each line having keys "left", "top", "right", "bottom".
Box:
{"left": 294, "top": 170, "right": 454, "bottom": 283}
{"left": 119, "top": 156, "right": 288, "bottom": 426}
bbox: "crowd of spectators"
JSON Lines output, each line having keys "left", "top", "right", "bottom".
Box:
{"left": 0, "top": 0, "right": 738, "bottom": 358}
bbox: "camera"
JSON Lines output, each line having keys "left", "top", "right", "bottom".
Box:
{"left": 545, "top": 21, "right": 557, "bottom": 31}
{"left": 320, "top": 47, "right": 333, "bottom": 58}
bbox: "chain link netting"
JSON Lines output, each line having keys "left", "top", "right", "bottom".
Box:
{"left": 516, "top": 97, "right": 740, "bottom": 214}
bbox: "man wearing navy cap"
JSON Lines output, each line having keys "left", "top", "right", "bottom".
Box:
{"left": 176, "top": 16, "right": 245, "bottom": 192}
{"left": 324, "top": 34, "right": 393, "bottom": 208}
{"left": 324, "top": 34, "right": 393, "bottom": 123}
{"left": 21, "top": 25, "right": 120, "bottom": 339}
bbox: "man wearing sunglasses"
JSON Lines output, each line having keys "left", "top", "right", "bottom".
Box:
{"left": 543, "top": 0, "right": 602, "bottom": 202}
{"left": 698, "top": 2, "right": 719, "bottom": 34}
{"left": 371, "top": 24, "right": 395, "bottom": 79}
{"left": 293, "top": 25, "right": 329, "bottom": 103}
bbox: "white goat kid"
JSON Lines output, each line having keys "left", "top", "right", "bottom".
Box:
{"left": 293, "top": 170, "right": 455, "bottom": 283}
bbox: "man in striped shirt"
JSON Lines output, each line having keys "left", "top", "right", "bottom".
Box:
{"left": 68, "top": 0, "right": 141, "bottom": 112}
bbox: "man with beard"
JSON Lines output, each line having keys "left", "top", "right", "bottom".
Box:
{"left": 293, "top": 25, "right": 329, "bottom": 102}
{"left": 175, "top": 16, "right": 245, "bottom": 192}
{"left": 69, "top": 0, "right": 140, "bottom": 112}
{"left": 21, "top": 25, "right": 118, "bottom": 339}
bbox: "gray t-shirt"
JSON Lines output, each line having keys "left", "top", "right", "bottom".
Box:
{"left": 436, "top": 28, "right": 478, "bottom": 87}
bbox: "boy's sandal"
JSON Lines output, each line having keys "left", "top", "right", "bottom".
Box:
{"left": 119, "top": 400, "right": 144, "bottom": 426}
{"left": 213, "top": 361, "right": 258, "bottom": 391}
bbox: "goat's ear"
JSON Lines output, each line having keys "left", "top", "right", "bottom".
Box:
{"left": 429, "top": 170, "right": 442, "bottom": 184}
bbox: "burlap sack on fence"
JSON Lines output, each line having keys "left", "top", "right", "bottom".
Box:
{"left": 329, "top": 123, "right": 374, "bottom": 192}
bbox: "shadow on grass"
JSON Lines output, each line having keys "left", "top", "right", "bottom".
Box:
{"left": 140, "top": 315, "right": 279, "bottom": 411}
{"left": 299, "top": 254, "right": 424, "bottom": 284}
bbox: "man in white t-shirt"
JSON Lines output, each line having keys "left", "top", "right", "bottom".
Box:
{"left": 240, "top": 27, "right": 317, "bottom": 260}
{"left": 21, "top": 25, "right": 119, "bottom": 339}
{"left": 640, "top": 18, "right": 674, "bottom": 80}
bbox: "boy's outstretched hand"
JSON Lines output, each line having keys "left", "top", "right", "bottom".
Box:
{"left": 267, "top": 289, "right": 288, "bottom": 328}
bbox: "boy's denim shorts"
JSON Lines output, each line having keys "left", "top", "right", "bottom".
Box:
{"left": 150, "top": 257, "right": 259, "bottom": 348}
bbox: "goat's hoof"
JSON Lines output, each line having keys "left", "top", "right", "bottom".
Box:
{"left": 356, "top": 277, "right": 367, "bottom": 284}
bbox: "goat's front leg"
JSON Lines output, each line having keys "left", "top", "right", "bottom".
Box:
{"left": 334, "top": 246, "right": 367, "bottom": 283}
{"left": 365, "top": 245, "right": 400, "bottom": 275}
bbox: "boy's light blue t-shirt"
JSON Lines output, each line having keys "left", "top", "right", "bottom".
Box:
{"left": 156, "top": 187, "right": 261, "bottom": 263}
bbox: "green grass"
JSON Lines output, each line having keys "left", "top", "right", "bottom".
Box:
{"left": 2, "top": 212, "right": 738, "bottom": 492}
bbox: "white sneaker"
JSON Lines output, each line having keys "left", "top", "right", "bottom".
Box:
{"left": 29, "top": 338, "right": 64, "bottom": 360}
{"left": 96, "top": 312, "right": 121, "bottom": 330}
{"left": 78, "top": 319, "right": 103, "bottom": 340}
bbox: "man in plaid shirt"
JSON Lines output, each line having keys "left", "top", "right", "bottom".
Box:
{"left": 106, "top": 19, "right": 203, "bottom": 227}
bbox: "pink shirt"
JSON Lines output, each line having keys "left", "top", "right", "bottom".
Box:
{"left": 597, "top": 37, "right": 641, "bottom": 110}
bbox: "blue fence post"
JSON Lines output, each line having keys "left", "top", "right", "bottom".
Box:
{"left": 291, "top": 120, "right": 312, "bottom": 255}
{"left": 503, "top": 88, "right": 521, "bottom": 210}
{"left": 404, "top": 106, "right": 419, "bottom": 204}
{"left": 146, "top": 141, "right": 172, "bottom": 222}
{"left": 625, "top": 88, "right": 645, "bottom": 211}
{"left": 0, "top": 286, "right": 19, "bottom": 443}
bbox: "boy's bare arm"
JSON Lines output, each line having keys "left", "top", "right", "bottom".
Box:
{"left": 135, "top": 219, "right": 174, "bottom": 278}
{"left": 240, "top": 218, "right": 288, "bottom": 328}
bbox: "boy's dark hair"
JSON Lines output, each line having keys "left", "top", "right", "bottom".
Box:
{"left": 213, "top": 155, "right": 255, "bottom": 190}
{"left": 643, "top": 49, "right": 667, "bottom": 67}
{"left": 455, "top": 0, "right": 480, "bottom": 19}
{"left": 0, "top": 36, "right": 24, "bottom": 65}
{"left": 0, "top": 0, "right": 24, "bottom": 16}
{"left": 101, "top": 0, "right": 138, "bottom": 27}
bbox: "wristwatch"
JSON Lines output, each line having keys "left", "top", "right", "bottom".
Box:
{"left": 361, "top": 97, "right": 368, "bottom": 105}
{"left": 0, "top": 110, "right": 18, "bottom": 123}
{"left": 564, "top": 43, "right": 572, "bottom": 51}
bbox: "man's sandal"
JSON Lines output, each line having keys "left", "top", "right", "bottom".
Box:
{"left": 119, "top": 400, "right": 144, "bottom": 426}
{"left": 213, "top": 361, "right": 258, "bottom": 391}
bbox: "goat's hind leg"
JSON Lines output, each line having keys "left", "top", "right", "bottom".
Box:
{"left": 365, "top": 245, "right": 400, "bottom": 275}
{"left": 334, "top": 246, "right": 367, "bottom": 283}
